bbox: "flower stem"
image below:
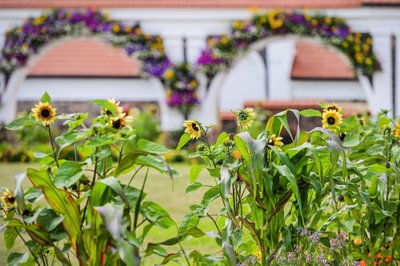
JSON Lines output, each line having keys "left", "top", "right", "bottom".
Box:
{"left": 47, "top": 125, "right": 59, "bottom": 168}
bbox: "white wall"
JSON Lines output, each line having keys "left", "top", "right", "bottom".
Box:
{"left": 292, "top": 80, "right": 365, "bottom": 101}
{"left": 219, "top": 51, "right": 266, "bottom": 112}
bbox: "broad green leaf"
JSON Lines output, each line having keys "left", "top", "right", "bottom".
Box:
{"left": 7, "top": 252, "right": 29, "bottom": 266}
{"left": 54, "top": 161, "right": 85, "bottom": 188}
{"left": 233, "top": 135, "right": 250, "bottom": 162}
{"left": 26, "top": 168, "right": 80, "bottom": 252}
{"left": 185, "top": 182, "right": 202, "bottom": 193}
{"left": 137, "top": 139, "right": 169, "bottom": 155}
{"left": 219, "top": 167, "right": 231, "bottom": 199}
{"left": 201, "top": 185, "right": 220, "bottom": 206}
{"left": 6, "top": 116, "right": 35, "bottom": 130}
{"left": 141, "top": 201, "right": 175, "bottom": 229}
{"left": 4, "top": 229, "right": 18, "bottom": 250}
{"left": 14, "top": 173, "right": 26, "bottom": 212}
{"left": 41, "top": 91, "right": 51, "bottom": 103}
{"left": 300, "top": 109, "right": 322, "bottom": 117}
{"left": 215, "top": 132, "right": 230, "bottom": 147}
{"left": 86, "top": 136, "right": 114, "bottom": 147}
{"left": 176, "top": 133, "right": 191, "bottom": 152}
{"left": 114, "top": 153, "right": 139, "bottom": 177}
{"left": 179, "top": 211, "right": 200, "bottom": 235}
{"left": 118, "top": 239, "right": 140, "bottom": 266}
{"left": 94, "top": 203, "right": 124, "bottom": 241}
{"left": 100, "top": 177, "right": 131, "bottom": 207}
{"left": 342, "top": 134, "right": 360, "bottom": 148}
{"left": 189, "top": 165, "right": 203, "bottom": 183}
{"left": 33, "top": 151, "right": 49, "bottom": 159}
{"left": 91, "top": 99, "right": 117, "bottom": 116}
{"left": 273, "top": 163, "right": 304, "bottom": 224}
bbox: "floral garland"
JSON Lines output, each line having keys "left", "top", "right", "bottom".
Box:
{"left": 0, "top": 9, "right": 198, "bottom": 113}
{"left": 196, "top": 10, "right": 380, "bottom": 83}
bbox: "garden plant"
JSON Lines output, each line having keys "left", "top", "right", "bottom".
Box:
{"left": 1, "top": 94, "right": 400, "bottom": 266}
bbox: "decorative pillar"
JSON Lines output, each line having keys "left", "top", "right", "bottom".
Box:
{"left": 368, "top": 30, "right": 394, "bottom": 116}
{"left": 267, "top": 38, "right": 296, "bottom": 100}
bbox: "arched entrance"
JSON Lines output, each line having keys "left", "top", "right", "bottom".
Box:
{"left": 195, "top": 10, "right": 386, "bottom": 125}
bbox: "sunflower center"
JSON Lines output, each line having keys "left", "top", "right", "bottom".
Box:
{"left": 191, "top": 122, "right": 199, "bottom": 131}
{"left": 238, "top": 111, "right": 248, "bottom": 121}
{"left": 41, "top": 109, "right": 50, "bottom": 118}
{"left": 327, "top": 117, "right": 336, "bottom": 125}
{"left": 8, "top": 196, "right": 15, "bottom": 204}
{"left": 112, "top": 119, "right": 122, "bottom": 129}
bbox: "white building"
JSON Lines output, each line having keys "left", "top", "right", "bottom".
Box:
{"left": 0, "top": 0, "right": 399, "bottom": 130}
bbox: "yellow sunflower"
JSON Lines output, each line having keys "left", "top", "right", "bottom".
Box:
{"left": 1, "top": 189, "right": 16, "bottom": 210}
{"left": 394, "top": 129, "right": 400, "bottom": 139}
{"left": 254, "top": 250, "right": 262, "bottom": 261}
{"left": 396, "top": 121, "right": 400, "bottom": 129}
{"left": 322, "top": 110, "right": 342, "bottom": 128}
{"left": 183, "top": 120, "right": 202, "bottom": 139}
{"left": 324, "top": 103, "right": 343, "bottom": 114}
{"left": 109, "top": 114, "right": 132, "bottom": 130}
{"left": 31, "top": 102, "right": 57, "bottom": 125}
{"left": 268, "top": 134, "right": 284, "bottom": 148}
{"left": 102, "top": 98, "right": 123, "bottom": 116}
{"left": 235, "top": 108, "right": 256, "bottom": 130}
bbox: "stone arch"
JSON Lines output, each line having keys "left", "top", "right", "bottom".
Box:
{"left": 0, "top": 9, "right": 195, "bottom": 130}
{"left": 197, "top": 35, "right": 365, "bottom": 125}
{"left": 195, "top": 10, "right": 381, "bottom": 124}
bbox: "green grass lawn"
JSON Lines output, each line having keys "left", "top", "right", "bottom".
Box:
{"left": 0, "top": 162, "right": 222, "bottom": 265}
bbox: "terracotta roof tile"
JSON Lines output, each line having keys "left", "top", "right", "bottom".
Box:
{"left": 291, "top": 41, "right": 355, "bottom": 80}
{"left": 362, "top": 0, "right": 400, "bottom": 4}
{"left": 0, "top": 0, "right": 362, "bottom": 9}
{"left": 28, "top": 39, "right": 140, "bottom": 77}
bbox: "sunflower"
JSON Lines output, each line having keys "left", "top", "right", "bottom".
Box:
{"left": 31, "top": 102, "right": 57, "bottom": 125}
{"left": 1, "top": 189, "right": 16, "bottom": 210}
{"left": 268, "top": 134, "right": 284, "bottom": 148}
{"left": 102, "top": 98, "right": 123, "bottom": 117}
{"left": 324, "top": 103, "right": 343, "bottom": 114}
{"left": 394, "top": 129, "right": 400, "bottom": 139}
{"left": 109, "top": 114, "right": 132, "bottom": 130}
{"left": 235, "top": 108, "right": 256, "bottom": 130}
{"left": 322, "top": 110, "right": 342, "bottom": 128}
{"left": 396, "top": 121, "right": 400, "bottom": 129}
{"left": 183, "top": 120, "right": 202, "bottom": 139}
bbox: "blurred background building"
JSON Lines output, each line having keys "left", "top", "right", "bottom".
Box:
{"left": 0, "top": 0, "right": 399, "bottom": 130}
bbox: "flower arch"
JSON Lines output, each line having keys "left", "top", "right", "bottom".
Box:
{"left": 0, "top": 9, "right": 199, "bottom": 115}
{"left": 196, "top": 10, "right": 380, "bottom": 86}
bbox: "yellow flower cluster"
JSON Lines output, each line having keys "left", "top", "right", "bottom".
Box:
{"left": 394, "top": 121, "right": 400, "bottom": 139}
{"left": 102, "top": 98, "right": 132, "bottom": 130}
{"left": 268, "top": 11, "right": 283, "bottom": 29}
{"left": 322, "top": 103, "right": 343, "bottom": 129}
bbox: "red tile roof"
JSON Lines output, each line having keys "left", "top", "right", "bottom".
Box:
{"left": 0, "top": 0, "right": 363, "bottom": 9}
{"left": 28, "top": 39, "right": 140, "bottom": 77}
{"left": 291, "top": 41, "right": 355, "bottom": 79}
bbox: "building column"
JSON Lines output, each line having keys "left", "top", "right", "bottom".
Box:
{"left": 395, "top": 31, "right": 400, "bottom": 117}
{"left": 368, "top": 30, "right": 394, "bottom": 116}
{"left": 267, "top": 39, "right": 296, "bottom": 100}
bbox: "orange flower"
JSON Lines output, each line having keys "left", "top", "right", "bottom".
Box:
{"left": 232, "top": 150, "right": 241, "bottom": 159}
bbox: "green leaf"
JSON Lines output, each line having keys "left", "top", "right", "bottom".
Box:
{"left": 41, "top": 92, "right": 51, "bottom": 103}
{"left": 185, "top": 182, "right": 202, "bottom": 193}
{"left": 118, "top": 239, "right": 140, "bottom": 266}
{"left": 137, "top": 139, "right": 169, "bottom": 155}
{"left": 201, "top": 185, "right": 220, "bottom": 206}
{"left": 342, "top": 134, "right": 360, "bottom": 148}
{"left": 114, "top": 153, "right": 139, "bottom": 177}
{"left": 26, "top": 168, "right": 80, "bottom": 252}
{"left": 300, "top": 109, "right": 322, "bottom": 117}
{"left": 215, "top": 132, "right": 230, "bottom": 147}
{"left": 91, "top": 99, "right": 117, "bottom": 116}
{"left": 100, "top": 177, "right": 131, "bottom": 207}
{"left": 179, "top": 211, "right": 200, "bottom": 235}
{"left": 176, "top": 133, "right": 191, "bottom": 152}
{"left": 54, "top": 161, "right": 85, "bottom": 188}
{"left": 6, "top": 116, "right": 35, "bottom": 130}
{"left": 189, "top": 165, "right": 203, "bottom": 183}
{"left": 273, "top": 163, "right": 304, "bottom": 224}
{"left": 94, "top": 203, "right": 124, "bottom": 241}
{"left": 141, "top": 201, "right": 175, "bottom": 229}
{"left": 7, "top": 252, "right": 29, "bottom": 266}
{"left": 219, "top": 167, "right": 231, "bottom": 199}
{"left": 4, "top": 229, "right": 18, "bottom": 250}
{"left": 86, "top": 136, "right": 114, "bottom": 147}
